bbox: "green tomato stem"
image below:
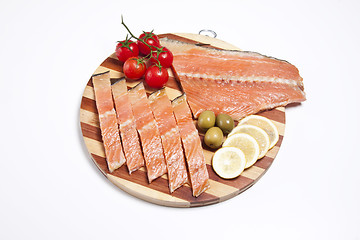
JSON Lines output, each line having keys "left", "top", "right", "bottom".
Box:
{"left": 121, "top": 15, "right": 163, "bottom": 66}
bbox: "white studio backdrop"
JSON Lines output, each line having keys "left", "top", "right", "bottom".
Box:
{"left": 0, "top": 0, "right": 359, "bottom": 239}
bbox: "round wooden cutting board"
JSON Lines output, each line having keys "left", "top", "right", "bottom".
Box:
{"left": 79, "top": 33, "right": 286, "bottom": 207}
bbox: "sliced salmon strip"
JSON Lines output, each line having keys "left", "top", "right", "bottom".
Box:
{"left": 148, "top": 89, "right": 188, "bottom": 193}
{"left": 92, "top": 72, "right": 125, "bottom": 172}
{"left": 128, "top": 82, "right": 167, "bottom": 183}
{"left": 172, "top": 94, "right": 210, "bottom": 197}
{"left": 111, "top": 79, "right": 145, "bottom": 174}
{"left": 160, "top": 37, "right": 306, "bottom": 120}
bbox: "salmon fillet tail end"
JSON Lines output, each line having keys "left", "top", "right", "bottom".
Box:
{"left": 92, "top": 71, "right": 126, "bottom": 173}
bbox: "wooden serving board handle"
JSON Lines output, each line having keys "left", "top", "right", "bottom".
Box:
{"left": 79, "top": 33, "right": 286, "bottom": 207}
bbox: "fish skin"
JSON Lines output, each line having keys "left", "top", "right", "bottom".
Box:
{"left": 92, "top": 72, "right": 126, "bottom": 172}
{"left": 160, "top": 37, "right": 306, "bottom": 120}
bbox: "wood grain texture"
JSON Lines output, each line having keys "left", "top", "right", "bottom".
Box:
{"left": 79, "top": 33, "right": 286, "bottom": 207}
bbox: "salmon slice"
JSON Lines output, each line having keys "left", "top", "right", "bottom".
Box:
{"left": 160, "top": 37, "right": 306, "bottom": 120}
{"left": 128, "top": 82, "right": 167, "bottom": 183}
{"left": 148, "top": 89, "right": 188, "bottom": 193}
{"left": 172, "top": 94, "right": 210, "bottom": 197}
{"left": 111, "top": 79, "right": 145, "bottom": 174}
{"left": 92, "top": 72, "right": 125, "bottom": 172}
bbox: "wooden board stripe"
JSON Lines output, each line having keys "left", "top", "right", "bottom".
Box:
{"left": 80, "top": 122, "right": 101, "bottom": 141}
{"left": 90, "top": 153, "right": 221, "bottom": 204}
{"left": 207, "top": 164, "right": 254, "bottom": 189}
{"left": 79, "top": 33, "right": 287, "bottom": 207}
{"left": 107, "top": 175, "right": 190, "bottom": 207}
{"left": 254, "top": 156, "right": 276, "bottom": 169}
{"left": 80, "top": 96, "right": 97, "bottom": 113}
{"left": 100, "top": 57, "right": 123, "bottom": 72}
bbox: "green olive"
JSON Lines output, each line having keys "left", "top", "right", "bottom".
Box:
{"left": 216, "top": 113, "right": 234, "bottom": 134}
{"left": 204, "top": 127, "right": 223, "bottom": 149}
{"left": 197, "top": 110, "right": 216, "bottom": 131}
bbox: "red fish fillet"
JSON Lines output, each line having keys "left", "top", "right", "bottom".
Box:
{"left": 160, "top": 37, "right": 306, "bottom": 120}
{"left": 92, "top": 72, "right": 126, "bottom": 172}
{"left": 172, "top": 94, "right": 210, "bottom": 197}
{"left": 111, "top": 79, "right": 145, "bottom": 174}
{"left": 128, "top": 82, "right": 167, "bottom": 183}
{"left": 148, "top": 89, "right": 188, "bottom": 193}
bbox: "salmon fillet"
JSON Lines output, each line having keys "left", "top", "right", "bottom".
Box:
{"left": 172, "top": 94, "right": 210, "bottom": 197}
{"left": 92, "top": 72, "right": 126, "bottom": 172}
{"left": 128, "top": 82, "right": 167, "bottom": 183}
{"left": 111, "top": 79, "right": 145, "bottom": 174}
{"left": 160, "top": 37, "right": 306, "bottom": 120}
{"left": 148, "top": 89, "right": 188, "bottom": 193}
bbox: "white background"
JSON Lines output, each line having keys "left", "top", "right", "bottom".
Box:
{"left": 1, "top": 0, "right": 359, "bottom": 239}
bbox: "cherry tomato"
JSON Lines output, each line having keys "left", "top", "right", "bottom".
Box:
{"left": 145, "top": 65, "right": 169, "bottom": 88}
{"left": 137, "top": 32, "right": 161, "bottom": 56}
{"left": 123, "top": 57, "right": 146, "bottom": 80}
{"left": 115, "top": 40, "right": 139, "bottom": 62}
{"left": 150, "top": 47, "right": 173, "bottom": 68}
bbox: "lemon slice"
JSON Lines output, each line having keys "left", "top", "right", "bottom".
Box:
{"left": 238, "top": 115, "right": 279, "bottom": 149}
{"left": 223, "top": 133, "right": 260, "bottom": 168}
{"left": 228, "top": 124, "right": 270, "bottom": 159}
{"left": 212, "top": 147, "right": 246, "bottom": 179}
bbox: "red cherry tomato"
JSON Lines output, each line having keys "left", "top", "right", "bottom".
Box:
{"left": 123, "top": 57, "right": 146, "bottom": 80}
{"left": 150, "top": 47, "right": 173, "bottom": 68}
{"left": 145, "top": 65, "right": 169, "bottom": 88}
{"left": 137, "top": 32, "right": 161, "bottom": 56}
{"left": 115, "top": 40, "right": 139, "bottom": 62}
